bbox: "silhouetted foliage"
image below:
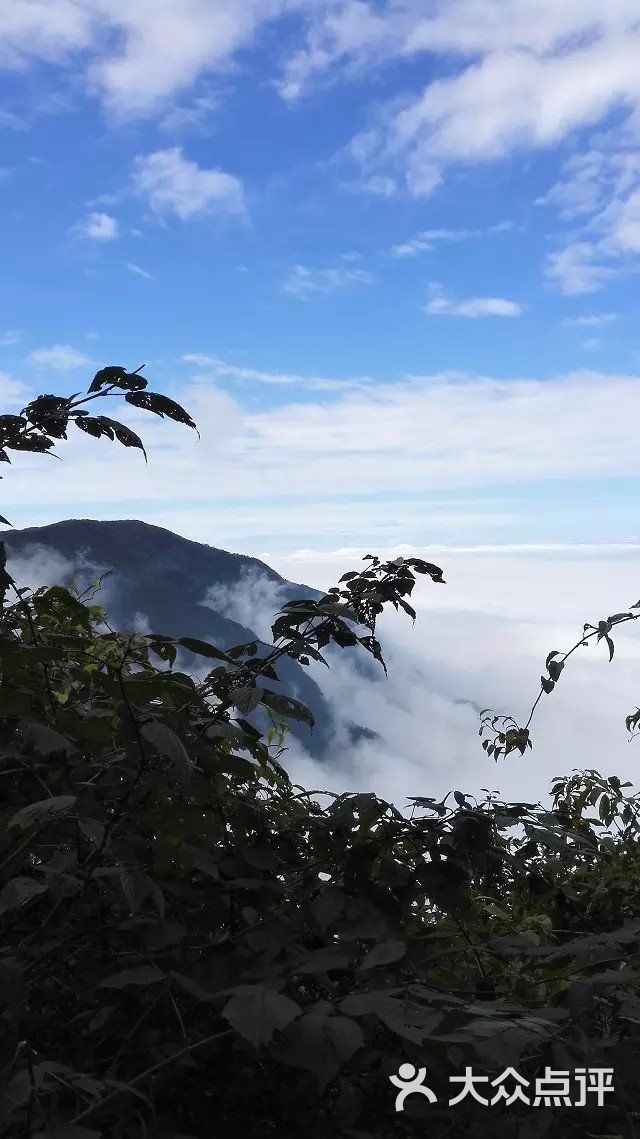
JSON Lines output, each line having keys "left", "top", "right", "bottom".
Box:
{"left": 1, "top": 367, "right": 640, "bottom": 1138}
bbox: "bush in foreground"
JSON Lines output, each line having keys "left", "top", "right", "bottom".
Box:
{"left": 1, "top": 367, "right": 639, "bottom": 1138}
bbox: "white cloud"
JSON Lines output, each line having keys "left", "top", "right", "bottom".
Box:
{"left": 158, "top": 92, "right": 220, "bottom": 135}
{"left": 2, "top": 1, "right": 640, "bottom": 178}
{"left": 0, "top": 109, "right": 27, "bottom": 130}
{"left": 283, "top": 263, "right": 374, "bottom": 300}
{"left": 11, "top": 532, "right": 640, "bottom": 807}
{"left": 0, "top": 2, "right": 306, "bottom": 119}
{"left": 0, "top": 329, "right": 22, "bottom": 347}
{"left": 200, "top": 565, "right": 290, "bottom": 644}
{"left": 264, "top": 544, "right": 640, "bottom": 805}
{"left": 540, "top": 149, "right": 640, "bottom": 292}
{"left": 535, "top": 152, "right": 610, "bottom": 220}
{"left": 561, "top": 313, "right": 618, "bottom": 327}
{"left": 182, "top": 353, "right": 372, "bottom": 390}
{"left": 73, "top": 211, "right": 118, "bottom": 240}
{"left": 25, "top": 344, "right": 91, "bottom": 371}
{"left": 7, "top": 367, "right": 640, "bottom": 552}
{"left": 125, "top": 261, "right": 153, "bottom": 279}
{"left": 282, "top": 4, "right": 640, "bottom": 199}
{"left": 130, "top": 147, "right": 244, "bottom": 221}
{"left": 608, "top": 184, "right": 640, "bottom": 252}
{"left": 0, "top": 1, "right": 95, "bottom": 71}
{"left": 391, "top": 223, "right": 513, "bottom": 257}
{"left": 391, "top": 228, "right": 471, "bottom": 256}
{"left": 425, "top": 283, "right": 522, "bottom": 317}
{"left": 358, "top": 174, "right": 399, "bottom": 197}
{"left": 581, "top": 337, "right": 601, "bottom": 351}
{"left": 4, "top": 0, "right": 640, "bottom": 282}
{"left": 545, "top": 241, "right": 617, "bottom": 295}
{"left": 0, "top": 371, "right": 27, "bottom": 406}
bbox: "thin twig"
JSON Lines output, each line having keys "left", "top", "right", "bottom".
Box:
{"left": 71, "top": 1028, "right": 233, "bottom": 1124}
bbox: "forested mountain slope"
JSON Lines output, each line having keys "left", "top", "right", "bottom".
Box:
{"left": 2, "top": 518, "right": 378, "bottom": 757}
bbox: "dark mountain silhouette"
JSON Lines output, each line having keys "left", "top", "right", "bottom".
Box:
{"left": 1, "top": 519, "right": 378, "bottom": 758}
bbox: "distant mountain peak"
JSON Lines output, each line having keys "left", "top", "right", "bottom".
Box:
{"left": 2, "top": 518, "right": 378, "bottom": 758}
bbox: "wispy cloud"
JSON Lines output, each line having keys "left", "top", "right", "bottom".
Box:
{"left": 0, "top": 372, "right": 27, "bottom": 406}
{"left": 391, "top": 229, "right": 471, "bottom": 257}
{"left": 0, "top": 4, "right": 302, "bottom": 120}
{"left": 0, "top": 110, "right": 27, "bottom": 130}
{"left": 391, "top": 223, "right": 512, "bottom": 257}
{"left": 25, "top": 344, "right": 91, "bottom": 372}
{"left": 545, "top": 242, "right": 617, "bottom": 296}
{"left": 284, "top": 263, "right": 373, "bottom": 301}
{"left": 8, "top": 368, "right": 640, "bottom": 547}
{"left": 71, "top": 211, "right": 118, "bottom": 241}
{"left": 158, "top": 93, "right": 220, "bottom": 135}
{"left": 125, "top": 261, "right": 154, "bottom": 280}
{"left": 561, "top": 313, "right": 618, "bottom": 328}
{"left": 425, "top": 283, "right": 522, "bottom": 318}
{"left": 130, "top": 147, "right": 245, "bottom": 221}
{"left": 264, "top": 545, "right": 640, "bottom": 805}
{"left": 182, "top": 353, "right": 372, "bottom": 391}
{"left": 317, "top": 9, "right": 640, "bottom": 202}
{"left": 541, "top": 150, "right": 640, "bottom": 293}
{"left": 0, "top": 330, "right": 22, "bottom": 348}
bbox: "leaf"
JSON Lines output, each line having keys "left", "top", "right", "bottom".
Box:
{"left": 311, "top": 887, "right": 344, "bottom": 932}
{"left": 176, "top": 636, "right": 230, "bottom": 661}
{"left": 231, "top": 685, "right": 264, "bottom": 715}
{"left": 140, "top": 719, "right": 193, "bottom": 788}
{"left": 119, "top": 869, "right": 165, "bottom": 918}
{"left": 293, "top": 946, "right": 351, "bottom": 974}
{"left": 32, "top": 1128, "right": 102, "bottom": 1139}
{"left": 605, "top": 634, "right": 615, "bottom": 662}
{"left": 0, "top": 688, "right": 30, "bottom": 716}
{"left": 340, "top": 991, "right": 442, "bottom": 1044}
{"left": 0, "top": 876, "right": 47, "bottom": 917}
{"left": 88, "top": 1006, "right": 114, "bottom": 1033}
{"left": 89, "top": 365, "right": 127, "bottom": 392}
{"left": 241, "top": 844, "right": 280, "bottom": 871}
{"left": 382, "top": 998, "right": 445, "bottom": 1042}
{"left": 359, "top": 939, "right": 406, "bottom": 970}
{"left": 78, "top": 818, "right": 106, "bottom": 847}
{"left": 339, "top": 989, "right": 402, "bottom": 1015}
{"left": 21, "top": 720, "right": 77, "bottom": 757}
{"left": 125, "top": 390, "right": 197, "bottom": 432}
{"left": 100, "top": 965, "right": 164, "bottom": 989}
{"left": 9, "top": 794, "right": 76, "bottom": 832}
{"left": 418, "top": 859, "right": 470, "bottom": 913}
{"left": 204, "top": 722, "right": 246, "bottom": 745}
{"left": 260, "top": 689, "right": 315, "bottom": 728}
{"left": 271, "top": 1013, "right": 363, "bottom": 1091}
{"left": 99, "top": 416, "right": 147, "bottom": 458}
{"left": 316, "top": 601, "right": 361, "bottom": 621}
{"left": 169, "top": 972, "right": 216, "bottom": 1002}
{"left": 222, "top": 986, "right": 301, "bottom": 1047}
{"left": 75, "top": 413, "right": 146, "bottom": 458}
{"left": 74, "top": 415, "right": 113, "bottom": 440}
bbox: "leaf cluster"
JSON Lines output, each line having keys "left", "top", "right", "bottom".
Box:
{"left": 1, "top": 368, "right": 639, "bottom": 1139}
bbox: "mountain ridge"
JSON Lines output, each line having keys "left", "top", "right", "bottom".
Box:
{"left": 1, "top": 519, "right": 378, "bottom": 757}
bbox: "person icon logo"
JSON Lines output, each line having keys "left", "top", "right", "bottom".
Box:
{"left": 390, "top": 1063, "right": 438, "bottom": 1111}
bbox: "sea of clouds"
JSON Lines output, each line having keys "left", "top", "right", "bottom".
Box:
{"left": 6, "top": 540, "right": 640, "bottom": 811}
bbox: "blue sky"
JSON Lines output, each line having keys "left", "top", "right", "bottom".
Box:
{"left": 5, "top": 2, "right": 640, "bottom": 801}
{"left": 1, "top": 2, "right": 640, "bottom": 554}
